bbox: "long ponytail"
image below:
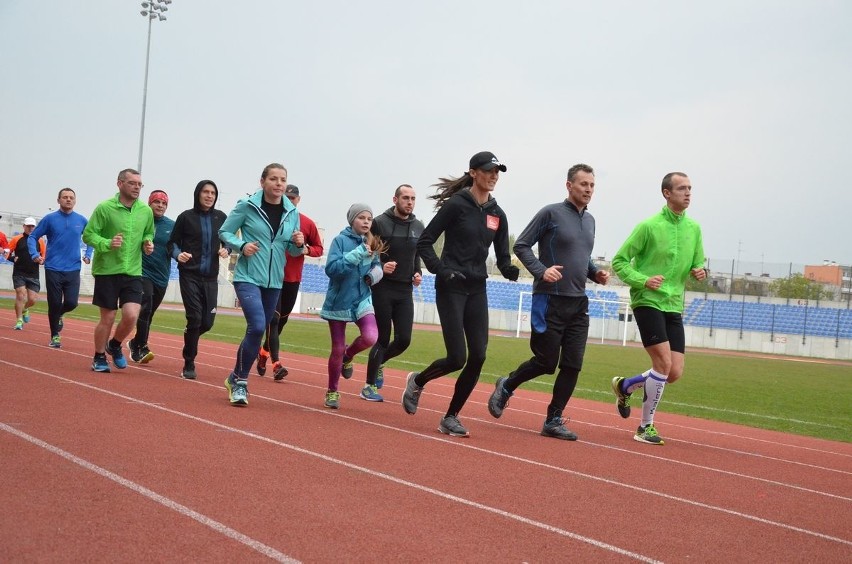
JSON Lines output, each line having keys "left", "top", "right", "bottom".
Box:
{"left": 428, "top": 173, "right": 473, "bottom": 209}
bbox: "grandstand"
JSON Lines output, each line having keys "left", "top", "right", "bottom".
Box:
{"left": 301, "top": 264, "right": 852, "bottom": 340}
{"left": 685, "top": 298, "right": 852, "bottom": 339}
{"left": 3, "top": 259, "right": 850, "bottom": 359}
{"left": 303, "top": 264, "right": 626, "bottom": 320}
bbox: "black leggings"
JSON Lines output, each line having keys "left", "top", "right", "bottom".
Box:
{"left": 415, "top": 288, "right": 488, "bottom": 417}
{"left": 262, "top": 280, "right": 300, "bottom": 361}
{"left": 131, "top": 278, "right": 167, "bottom": 348}
{"left": 366, "top": 280, "right": 414, "bottom": 384}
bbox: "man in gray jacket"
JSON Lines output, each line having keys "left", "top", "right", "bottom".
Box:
{"left": 487, "top": 163, "right": 609, "bottom": 440}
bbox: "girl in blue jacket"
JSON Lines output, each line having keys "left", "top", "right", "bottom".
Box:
{"left": 219, "top": 163, "right": 302, "bottom": 406}
{"left": 320, "top": 203, "right": 384, "bottom": 409}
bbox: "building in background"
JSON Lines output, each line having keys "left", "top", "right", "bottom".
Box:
{"left": 805, "top": 261, "right": 852, "bottom": 302}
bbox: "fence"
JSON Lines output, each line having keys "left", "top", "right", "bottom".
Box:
{"left": 2, "top": 259, "right": 850, "bottom": 360}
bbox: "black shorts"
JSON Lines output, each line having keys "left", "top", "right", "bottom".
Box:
{"left": 92, "top": 274, "right": 144, "bottom": 310}
{"left": 13, "top": 275, "right": 40, "bottom": 292}
{"left": 633, "top": 306, "right": 685, "bottom": 353}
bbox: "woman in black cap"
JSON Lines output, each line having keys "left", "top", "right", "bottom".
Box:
{"left": 401, "top": 151, "right": 519, "bottom": 437}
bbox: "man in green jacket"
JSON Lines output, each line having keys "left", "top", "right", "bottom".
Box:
{"left": 82, "top": 168, "right": 155, "bottom": 372}
{"left": 610, "top": 172, "right": 706, "bottom": 445}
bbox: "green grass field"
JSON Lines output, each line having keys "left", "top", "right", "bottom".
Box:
{"left": 5, "top": 300, "right": 851, "bottom": 443}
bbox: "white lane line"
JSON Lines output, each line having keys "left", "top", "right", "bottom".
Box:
{"left": 37, "top": 345, "right": 852, "bottom": 498}
{"left": 0, "top": 423, "right": 299, "bottom": 563}
{"left": 3, "top": 341, "right": 850, "bottom": 492}
{"left": 5, "top": 359, "right": 851, "bottom": 550}
{"left": 1, "top": 366, "right": 660, "bottom": 563}
{"left": 3, "top": 330, "right": 849, "bottom": 464}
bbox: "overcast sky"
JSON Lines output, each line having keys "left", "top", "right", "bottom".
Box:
{"left": 1, "top": 1, "right": 849, "bottom": 273}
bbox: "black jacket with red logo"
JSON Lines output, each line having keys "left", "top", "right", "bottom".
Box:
{"left": 417, "top": 188, "right": 516, "bottom": 290}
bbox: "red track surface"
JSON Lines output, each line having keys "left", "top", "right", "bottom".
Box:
{"left": 2, "top": 310, "right": 851, "bottom": 562}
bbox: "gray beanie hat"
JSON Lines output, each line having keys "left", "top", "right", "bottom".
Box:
{"left": 347, "top": 202, "right": 373, "bottom": 225}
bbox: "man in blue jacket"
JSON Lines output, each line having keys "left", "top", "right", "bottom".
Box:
{"left": 129, "top": 190, "right": 175, "bottom": 363}
{"left": 29, "top": 188, "right": 93, "bottom": 348}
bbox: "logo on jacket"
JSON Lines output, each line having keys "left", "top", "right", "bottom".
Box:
{"left": 486, "top": 215, "right": 500, "bottom": 231}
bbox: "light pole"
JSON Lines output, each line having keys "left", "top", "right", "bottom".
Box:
{"left": 137, "top": 0, "right": 173, "bottom": 173}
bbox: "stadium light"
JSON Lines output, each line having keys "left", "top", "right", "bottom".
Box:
{"left": 137, "top": 2, "right": 174, "bottom": 172}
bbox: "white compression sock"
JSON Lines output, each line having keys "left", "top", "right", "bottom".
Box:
{"left": 624, "top": 369, "right": 652, "bottom": 394}
{"left": 641, "top": 369, "right": 668, "bottom": 427}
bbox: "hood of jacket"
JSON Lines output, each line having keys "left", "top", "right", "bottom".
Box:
{"left": 193, "top": 179, "right": 218, "bottom": 212}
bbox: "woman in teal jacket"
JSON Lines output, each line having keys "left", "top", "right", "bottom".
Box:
{"left": 320, "top": 203, "right": 383, "bottom": 409}
{"left": 218, "top": 163, "right": 302, "bottom": 406}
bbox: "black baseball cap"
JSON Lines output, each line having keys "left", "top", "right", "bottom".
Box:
{"left": 469, "top": 151, "right": 507, "bottom": 172}
{"left": 285, "top": 185, "right": 299, "bottom": 196}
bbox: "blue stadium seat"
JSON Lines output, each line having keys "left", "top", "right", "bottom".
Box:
{"left": 684, "top": 298, "right": 851, "bottom": 337}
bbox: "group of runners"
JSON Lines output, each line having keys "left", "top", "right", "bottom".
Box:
{"left": 8, "top": 152, "right": 705, "bottom": 445}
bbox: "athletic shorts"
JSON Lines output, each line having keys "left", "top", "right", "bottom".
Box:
{"left": 12, "top": 275, "right": 40, "bottom": 292}
{"left": 92, "top": 274, "right": 144, "bottom": 310}
{"left": 633, "top": 306, "right": 685, "bottom": 353}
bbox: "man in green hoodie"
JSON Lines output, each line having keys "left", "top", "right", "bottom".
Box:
{"left": 83, "top": 168, "right": 155, "bottom": 373}
{"left": 610, "top": 172, "right": 706, "bottom": 446}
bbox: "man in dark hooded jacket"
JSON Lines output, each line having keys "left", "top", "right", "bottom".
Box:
{"left": 167, "top": 180, "right": 230, "bottom": 379}
{"left": 361, "top": 184, "right": 424, "bottom": 402}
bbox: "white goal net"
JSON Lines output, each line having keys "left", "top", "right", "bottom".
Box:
{"left": 515, "top": 291, "right": 633, "bottom": 345}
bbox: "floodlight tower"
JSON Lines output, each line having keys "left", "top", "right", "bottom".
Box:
{"left": 137, "top": 0, "right": 173, "bottom": 172}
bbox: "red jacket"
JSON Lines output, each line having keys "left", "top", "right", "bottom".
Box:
{"left": 284, "top": 213, "right": 323, "bottom": 283}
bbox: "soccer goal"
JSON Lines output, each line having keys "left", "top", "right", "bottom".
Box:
{"left": 515, "top": 291, "right": 633, "bottom": 346}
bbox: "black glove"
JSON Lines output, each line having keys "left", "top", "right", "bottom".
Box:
{"left": 502, "top": 265, "right": 520, "bottom": 282}
{"left": 441, "top": 269, "right": 467, "bottom": 282}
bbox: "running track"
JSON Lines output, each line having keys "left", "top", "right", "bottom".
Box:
{"left": 2, "top": 310, "right": 850, "bottom": 562}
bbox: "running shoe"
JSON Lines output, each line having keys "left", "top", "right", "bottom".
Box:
{"left": 129, "top": 341, "right": 154, "bottom": 364}
{"left": 611, "top": 376, "right": 632, "bottom": 419}
{"left": 138, "top": 346, "right": 154, "bottom": 364}
{"left": 106, "top": 341, "right": 127, "bottom": 369}
{"left": 541, "top": 417, "right": 578, "bottom": 441}
{"left": 401, "top": 372, "right": 423, "bottom": 414}
{"left": 487, "top": 376, "right": 512, "bottom": 418}
{"left": 375, "top": 365, "right": 385, "bottom": 389}
{"left": 14, "top": 319, "right": 23, "bottom": 330}
{"left": 225, "top": 375, "right": 248, "bottom": 406}
{"left": 341, "top": 356, "right": 354, "bottom": 379}
{"left": 22, "top": 309, "right": 30, "bottom": 323}
{"left": 257, "top": 348, "right": 269, "bottom": 376}
{"left": 92, "top": 355, "right": 111, "bottom": 373}
{"left": 634, "top": 424, "right": 664, "bottom": 445}
{"left": 360, "top": 384, "right": 383, "bottom": 402}
{"left": 128, "top": 340, "right": 142, "bottom": 363}
{"left": 325, "top": 390, "right": 340, "bottom": 409}
{"left": 181, "top": 365, "right": 197, "bottom": 380}
{"left": 49, "top": 335, "right": 61, "bottom": 349}
{"left": 438, "top": 415, "right": 469, "bottom": 438}
{"left": 272, "top": 361, "right": 288, "bottom": 381}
